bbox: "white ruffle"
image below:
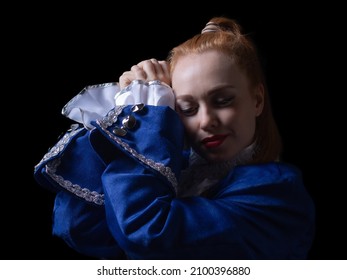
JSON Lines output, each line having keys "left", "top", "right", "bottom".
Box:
{"left": 114, "top": 80, "right": 175, "bottom": 109}
{"left": 61, "top": 80, "right": 175, "bottom": 129}
{"left": 62, "top": 83, "right": 119, "bottom": 129}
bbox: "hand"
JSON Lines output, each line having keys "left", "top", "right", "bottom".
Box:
{"left": 119, "top": 59, "right": 171, "bottom": 89}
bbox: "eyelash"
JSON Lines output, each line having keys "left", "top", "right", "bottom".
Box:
{"left": 178, "top": 97, "right": 234, "bottom": 116}
{"left": 215, "top": 97, "right": 234, "bottom": 106}
{"left": 178, "top": 106, "right": 198, "bottom": 116}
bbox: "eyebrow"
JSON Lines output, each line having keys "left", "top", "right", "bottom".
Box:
{"left": 207, "top": 84, "right": 236, "bottom": 95}
{"left": 175, "top": 84, "right": 236, "bottom": 101}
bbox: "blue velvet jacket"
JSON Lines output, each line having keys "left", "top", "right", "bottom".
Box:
{"left": 34, "top": 101, "right": 315, "bottom": 260}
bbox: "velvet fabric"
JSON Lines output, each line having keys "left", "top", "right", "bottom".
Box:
{"left": 34, "top": 81, "right": 315, "bottom": 259}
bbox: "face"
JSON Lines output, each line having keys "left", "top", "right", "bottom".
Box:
{"left": 171, "top": 50, "right": 264, "bottom": 163}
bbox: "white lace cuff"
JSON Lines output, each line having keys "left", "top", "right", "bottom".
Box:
{"left": 62, "top": 80, "right": 175, "bottom": 129}
{"left": 62, "top": 83, "right": 119, "bottom": 129}
{"left": 114, "top": 80, "right": 175, "bottom": 109}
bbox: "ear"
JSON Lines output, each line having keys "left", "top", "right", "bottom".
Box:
{"left": 254, "top": 83, "right": 265, "bottom": 117}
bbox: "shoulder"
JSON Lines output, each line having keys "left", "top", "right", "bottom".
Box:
{"left": 230, "top": 161, "right": 303, "bottom": 187}
{"left": 217, "top": 161, "right": 311, "bottom": 201}
{"left": 217, "top": 162, "right": 315, "bottom": 259}
{"left": 217, "top": 161, "right": 315, "bottom": 220}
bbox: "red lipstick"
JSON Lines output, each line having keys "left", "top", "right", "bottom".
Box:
{"left": 202, "top": 134, "right": 228, "bottom": 148}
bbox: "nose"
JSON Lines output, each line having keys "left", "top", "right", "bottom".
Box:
{"left": 199, "top": 106, "right": 219, "bottom": 131}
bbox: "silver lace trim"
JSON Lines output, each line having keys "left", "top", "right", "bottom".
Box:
{"left": 35, "top": 125, "right": 104, "bottom": 205}
{"left": 178, "top": 143, "right": 256, "bottom": 197}
{"left": 45, "top": 158, "right": 105, "bottom": 205}
{"left": 96, "top": 105, "right": 178, "bottom": 194}
{"left": 34, "top": 125, "right": 84, "bottom": 169}
{"left": 116, "top": 79, "right": 167, "bottom": 98}
{"left": 36, "top": 103, "right": 178, "bottom": 204}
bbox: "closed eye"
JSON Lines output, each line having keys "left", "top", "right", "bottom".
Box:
{"left": 215, "top": 96, "right": 234, "bottom": 107}
{"left": 177, "top": 105, "right": 198, "bottom": 116}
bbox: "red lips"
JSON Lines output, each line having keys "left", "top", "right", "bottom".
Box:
{"left": 201, "top": 134, "right": 228, "bottom": 148}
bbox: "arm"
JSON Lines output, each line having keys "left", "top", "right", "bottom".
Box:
{"left": 52, "top": 190, "right": 125, "bottom": 259}
{"left": 91, "top": 104, "right": 315, "bottom": 260}
{"left": 34, "top": 82, "right": 125, "bottom": 259}
{"left": 34, "top": 61, "right": 174, "bottom": 259}
{"left": 34, "top": 127, "right": 124, "bottom": 259}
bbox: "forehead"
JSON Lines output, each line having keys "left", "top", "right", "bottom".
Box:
{"left": 171, "top": 50, "right": 247, "bottom": 95}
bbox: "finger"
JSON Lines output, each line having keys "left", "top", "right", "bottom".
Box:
{"left": 150, "top": 58, "right": 163, "bottom": 79}
{"left": 158, "top": 60, "right": 171, "bottom": 86}
{"left": 151, "top": 59, "right": 171, "bottom": 85}
{"left": 139, "top": 59, "right": 158, "bottom": 81}
{"left": 138, "top": 59, "right": 171, "bottom": 85}
{"left": 119, "top": 71, "right": 135, "bottom": 89}
{"left": 131, "top": 64, "right": 147, "bottom": 80}
{"left": 158, "top": 60, "right": 170, "bottom": 76}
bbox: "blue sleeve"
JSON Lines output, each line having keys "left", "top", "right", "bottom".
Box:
{"left": 101, "top": 158, "right": 314, "bottom": 260}
{"left": 101, "top": 160, "right": 253, "bottom": 259}
{"left": 52, "top": 191, "right": 125, "bottom": 259}
{"left": 34, "top": 125, "right": 124, "bottom": 259}
{"left": 90, "top": 104, "right": 314, "bottom": 260}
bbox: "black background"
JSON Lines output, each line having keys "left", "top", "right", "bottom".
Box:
{"left": 4, "top": 3, "right": 344, "bottom": 260}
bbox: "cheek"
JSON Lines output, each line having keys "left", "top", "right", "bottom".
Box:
{"left": 236, "top": 112, "right": 257, "bottom": 139}
{"left": 223, "top": 109, "right": 256, "bottom": 137}
{"left": 180, "top": 117, "right": 197, "bottom": 139}
{"left": 220, "top": 109, "right": 237, "bottom": 126}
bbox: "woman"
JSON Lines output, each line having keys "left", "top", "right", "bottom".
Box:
{"left": 34, "top": 17, "right": 315, "bottom": 259}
